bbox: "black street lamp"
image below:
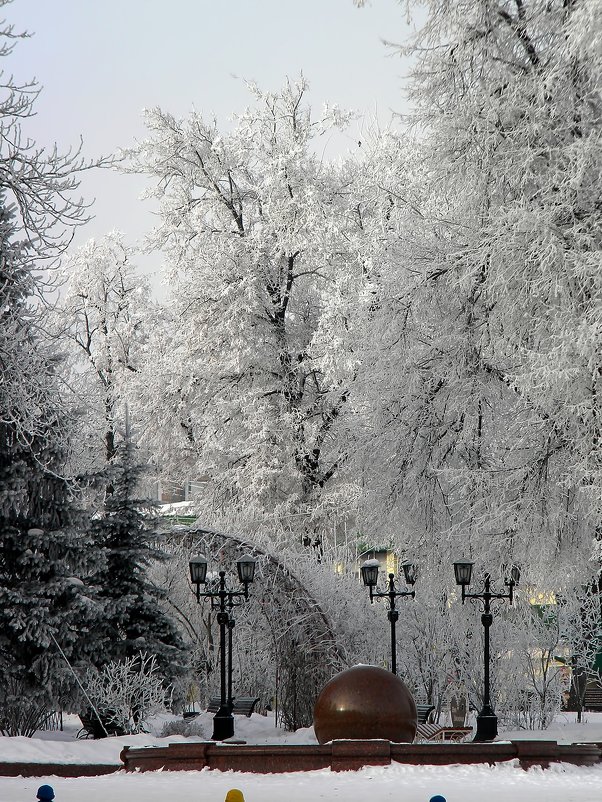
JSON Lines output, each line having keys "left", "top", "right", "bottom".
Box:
{"left": 453, "top": 559, "right": 520, "bottom": 742}
{"left": 361, "top": 558, "right": 417, "bottom": 675}
{"left": 189, "top": 554, "right": 256, "bottom": 741}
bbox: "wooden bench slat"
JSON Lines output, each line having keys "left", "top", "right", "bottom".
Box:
{"left": 206, "top": 696, "right": 260, "bottom": 716}
{"left": 415, "top": 704, "right": 435, "bottom": 724}
{"left": 415, "top": 722, "right": 472, "bottom": 742}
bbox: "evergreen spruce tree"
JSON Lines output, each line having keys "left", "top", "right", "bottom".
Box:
{"left": 0, "top": 458, "right": 101, "bottom": 736}
{"left": 92, "top": 426, "right": 187, "bottom": 685}
{"left": 0, "top": 195, "right": 101, "bottom": 734}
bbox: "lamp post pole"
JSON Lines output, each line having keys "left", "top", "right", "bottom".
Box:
{"left": 227, "top": 610, "right": 236, "bottom": 710}
{"left": 215, "top": 572, "right": 230, "bottom": 736}
{"left": 453, "top": 561, "right": 520, "bottom": 742}
{"left": 361, "top": 559, "right": 417, "bottom": 676}
{"left": 481, "top": 576, "right": 493, "bottom": 730}
{"left": 189, "top": 555, "right": 256, "bottom": 741}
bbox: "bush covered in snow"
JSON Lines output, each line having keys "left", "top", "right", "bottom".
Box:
{"left": 81, "top": 653, "right": 169, "bottom": 736}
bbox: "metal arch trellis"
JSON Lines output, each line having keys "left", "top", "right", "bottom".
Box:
{"left": 168, "top": 524, "right": 348, "bottom": 729}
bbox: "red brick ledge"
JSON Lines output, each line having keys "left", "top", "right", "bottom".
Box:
{"left": 1, "top": 740, "right": 598, "bottom": 777}
{"left": 0, "top": 762, "right": 120, "bottom": 778}
{"left": 120, "top": 739, "right": 601, "bottom": 773}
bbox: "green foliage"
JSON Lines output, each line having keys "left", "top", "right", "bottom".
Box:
{"left": 91, "top": 433, "right": 187, "bottom": 685}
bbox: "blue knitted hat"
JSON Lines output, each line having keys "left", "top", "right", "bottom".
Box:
{"left": 37, "top": 786, "right": 55, "bottom": 801}
{"left": 430, "top": 796, "right": 447, "bottom": 802}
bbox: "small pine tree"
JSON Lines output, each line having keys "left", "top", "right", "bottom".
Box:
{"left": 0, "top": 513, "right": 101, "bottom": 736}
{"left": 92, "top": 426, "right": 187, "bottom": 686}
{"left": 0, "top": 411, "right": 103, "bottom": 735}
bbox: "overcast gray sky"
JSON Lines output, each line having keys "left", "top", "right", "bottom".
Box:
{"left": 7, "top": 0, "right": 416, "bottom": 287}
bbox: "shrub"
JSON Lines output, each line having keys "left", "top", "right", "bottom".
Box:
{"left": 81, "top": 652, "right": 169, "bottom": 736}
{"left": 160, "top": 716, "right": 210, "bottom": 739}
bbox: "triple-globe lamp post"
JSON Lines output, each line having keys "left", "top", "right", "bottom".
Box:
{"left": 361, "top": 558, "right": 417, "bottom": 675}
{"left": 189, "top": 554, "right": 256, "bottom": 741}
{"left": 453, "top": 559, "right": 520, "bottom": 742}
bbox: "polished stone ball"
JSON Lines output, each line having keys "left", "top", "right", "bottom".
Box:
{"left": 313, "top": 664, "right": 417, "bottom": 744}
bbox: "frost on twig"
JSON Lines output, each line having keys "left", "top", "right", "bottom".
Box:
{"left": 81, "top": 653, "right": 170, "bottom": 736}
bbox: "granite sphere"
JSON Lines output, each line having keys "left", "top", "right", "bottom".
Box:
{"left": 313, "top": 664, "right": 417, "bottom": 744}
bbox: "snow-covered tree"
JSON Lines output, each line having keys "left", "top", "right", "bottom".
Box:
{"left": 340, "top": 2, "right": 602, "bottom": 728}
{"left": 0, "top": 482, "right": 100, "bottom": 736}
{"left": 125, "top": 78, "right": 364, "bottom": 536}
{"left": 91, "top": 425, "right": 187, "bottom": 686}
{"left": 353, "top": 0, "right": 602, "bottom": 595}
{"left": 54, "top": 232, "right": 150, "bottom": 469}
{"left": 557, "top": 585, "right": 602, "bottom": 721}
{"left": 0, "top": 3, "right": 107, "bottom": 733}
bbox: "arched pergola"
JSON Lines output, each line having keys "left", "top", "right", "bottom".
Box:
{"left": 164, "top": 524, "right": 348, "bottom": 730}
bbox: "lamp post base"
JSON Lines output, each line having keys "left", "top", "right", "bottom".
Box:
{"left": 212, "top": 708, "right": 235, "bottom": 741}
{"left": 473, "top": 707, "right": 497, "bottom": 742}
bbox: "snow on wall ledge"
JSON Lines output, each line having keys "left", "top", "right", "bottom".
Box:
{"left": 120, "top": 739, "right": 602, "bottom": 774}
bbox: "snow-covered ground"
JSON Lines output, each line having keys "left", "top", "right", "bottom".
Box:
{"left": 2, "top": 712, "right": 602, "bottom": 802}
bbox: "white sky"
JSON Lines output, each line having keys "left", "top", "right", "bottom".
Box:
{"left": 6, "top": 0, "right": 417, "bottom": 289}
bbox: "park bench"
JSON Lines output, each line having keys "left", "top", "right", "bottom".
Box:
{"left": 414, "top": 703, "right": 472, "bottom": 741}
{"left": 415, "top": 721, "right": 472, "bottom": 741}
{"left": 584, "top": 685, "right": 602, "bottom": 711}
{"left": 416, "top": 703, "right": 435, "bottom": 724}
{"left": 77, "top": 709, "right": 128, "bottom": 739}
{"left": 206, "top": 696, "right": 260, "bottom": 717}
